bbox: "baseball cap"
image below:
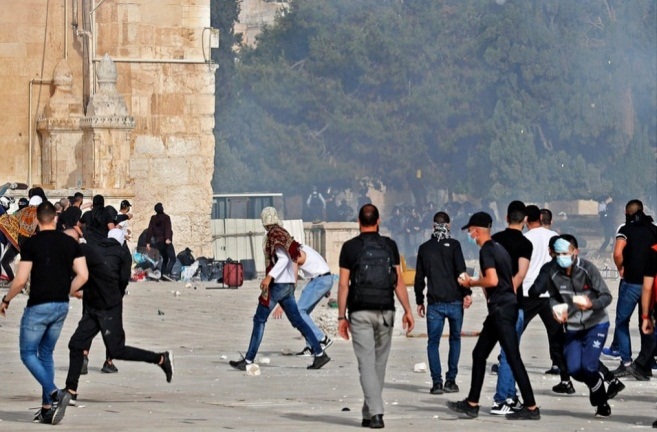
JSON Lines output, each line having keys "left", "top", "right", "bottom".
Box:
{"left": 120, "top": 199, "right": 131, "bottom": 208}
{"left": 461, "top": 211, "right": 493, "bottom": 230}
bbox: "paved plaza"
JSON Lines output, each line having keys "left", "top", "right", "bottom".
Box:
{"left": 0, "top": 279, "right": 655, "bottom": 431}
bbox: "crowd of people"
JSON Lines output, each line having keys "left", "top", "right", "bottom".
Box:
{"left": 239, "top": 200, "right": 655, "bottom": 427}
{"left": 1, "top": 191, "right": 656, "bottom": 428}
{"left": 0, "top": 188, "right": 175, "bottom": 425}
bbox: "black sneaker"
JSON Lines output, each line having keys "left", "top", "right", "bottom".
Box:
{"left": 490, "top": 400, "right": 514, "bottom": 416}
{"left": 446, "top": 399, "right": 479, "bottom": 418}
{"left": 101, "top": 360, "right": 118, "bottom": 373}
{"left": 229, "top": 358, "right": 248, "bottom": 371}
{"left": 606, "top": 377, "right": 625, "bottom": 399}
{"left": 33, "top": 408, "right": 54, "bottom": 424}
{"left": 595, "top": 402, "right": 611, "bottom": 417}
{"left": 544, "top": 365, "right": 560, "bottom": 375}
{"left": 506, "top": 406, "right": 540, "bottom": 420}
{"left": 51, "top": 389, "right": 72, "bottom": 425}
{"left": 611, "top": 362, "right": 629, "bottom": 378}
{"left": 369, "top": 414, "right": 384, "bottom": 429}
{"left": 159, "top": 351, "right": 174, "bottom": 382}
{"left": 627, "top": 363, "right": 650, "bottom": 381}
{"left": 68, "top": 393, "right": 78, "bottom": 406}
{"left": 430, "top": 382, "right": 443, "bottom": 395}
{"left": 296, "top": 347, "right": 314, "bottom": 356}
{"left": 80, "top": 355, "right": 89, "bottom": 375}
{"left": 320, "top": 336, "right": 333, "bottom": 350}
{"left": 443, "top": 380, "right": 460, "bottom": 393}
{"left": 307, "top": 354, "right": 331, "bottom": 370}
{"left": 552, "top": 380, "right": 576, "bottom": 395}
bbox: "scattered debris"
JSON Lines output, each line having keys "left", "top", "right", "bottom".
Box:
{"left": 246, "top": 363, "right": 261, "bottom": 376}
{"left": 413, "top": 362, "right": 427, "bottom": 373}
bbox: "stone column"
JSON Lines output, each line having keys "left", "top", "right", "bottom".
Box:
{"left": 80, "top": 54, "right": 135, "bottom": 191}
{"left": 36, "top": 59, "right": 84, "bottom": 188}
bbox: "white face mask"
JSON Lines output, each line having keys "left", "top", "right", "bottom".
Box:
{"left": 556, "top": 254, "right": 574, "bottom": 268}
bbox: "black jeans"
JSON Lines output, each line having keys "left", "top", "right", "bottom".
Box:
{"left": 468, "top": 304, "right": 536, "bottom": 407}
{"left": 1, "top": 243, "right": 18, "bottom": 280}
{"left": 66, "top": 303, "right": 161, "bottom": 392}
{"left": 522, "top": 297, "right": 570, "bottom": 382}
{"left": 156, "top": 242, "right": 176, "bottom": 276}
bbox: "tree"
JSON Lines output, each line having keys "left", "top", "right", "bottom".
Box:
{"left": 212, "top": 0, "right": 656, "bottom": 206}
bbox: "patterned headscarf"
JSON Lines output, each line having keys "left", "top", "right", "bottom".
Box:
{"left": 261, "top": 206, "right": 282, "bottom": 228}
{"left": 432, "top": 222, "right": 451, "bottom": 242}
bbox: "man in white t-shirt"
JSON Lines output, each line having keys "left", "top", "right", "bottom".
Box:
{"left": 272, "top": 244, "right": 334, "bottom": 355}
{"left": 522, "top": 206, "right": 574, "bottom": 394}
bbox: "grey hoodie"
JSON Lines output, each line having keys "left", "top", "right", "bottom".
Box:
{"left": 547, "top": 257, "right": 612, "bottom": 331}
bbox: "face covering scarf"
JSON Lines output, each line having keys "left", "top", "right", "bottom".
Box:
{"left": 432, "top": 223, "right": 450, "bottom": 242}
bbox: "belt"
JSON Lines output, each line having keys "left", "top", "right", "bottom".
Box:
{"left": 311, "top": 272, "right": 331, "bottom": 281}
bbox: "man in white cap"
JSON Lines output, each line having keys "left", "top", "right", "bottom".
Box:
{"left": 230, "top": 207, "right": 330, "bottom": 370}
{"left": 61, "top": 228, "right": 174, "bottom": 409}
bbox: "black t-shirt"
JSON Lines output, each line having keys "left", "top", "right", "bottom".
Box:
{"left": 80, "top": 209, "right": 114, "bottom": 245}
{"left": 115, "top": 213, "right": 130, "bottom": 224}
{"left": 339, "top": 232, "right": 400, "bottom": 311}
{"left": 643, "top": 246, "right": 657, "bottom": 278}
{"left": 491, "top": 228, "right": 533, "bottom": 276}
{"left": 617, "top": 222, "right": 657, "bottom": 284}
{"left": 57, "top": 206, "right": 82, "bottom": 231}
{"left": 479, "top": 240, "right": 516, "bottom": 311}
{"left": 21, "top": 230, "right": 84, "bottom": 307}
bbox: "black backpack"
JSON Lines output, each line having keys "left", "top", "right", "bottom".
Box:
{"left": 177, "top": 248, "right": 195, "bottom": 266}
{"left": 350, "top": 236, "right": 397, "bottom": 311}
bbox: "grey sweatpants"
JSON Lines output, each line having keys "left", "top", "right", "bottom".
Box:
{"left": 349, "top": 309, "right": 395, "bottom": 418}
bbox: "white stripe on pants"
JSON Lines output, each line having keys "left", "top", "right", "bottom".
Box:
{"left": 349, "top": 309, "right": 395, "bottom": 418}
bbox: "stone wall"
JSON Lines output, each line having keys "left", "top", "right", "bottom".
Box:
{"left": 237, "top": 0, "right": 287, "bottom": 46}
{"left": 0, "top": 1, "right": 216, "bottom": 256}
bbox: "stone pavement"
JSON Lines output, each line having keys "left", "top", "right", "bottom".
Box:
{"left": 0, "top": 279, "right": 655, "bottom": 431}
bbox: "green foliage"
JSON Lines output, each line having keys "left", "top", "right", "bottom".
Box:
{"left": 213, "top": 0, "right": 656, "bottom": 204}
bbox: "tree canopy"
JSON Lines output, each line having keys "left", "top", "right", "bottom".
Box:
{"left": 212, "top": 0, "right": 656, "bottom": 205}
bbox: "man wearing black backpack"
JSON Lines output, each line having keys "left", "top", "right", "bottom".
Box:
{"left": 338, "top": 204, "right": 414, "bottom": 429}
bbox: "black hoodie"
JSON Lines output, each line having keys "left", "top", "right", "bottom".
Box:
{"left": 81, "top": 238, "right": 132, "bottom": 310}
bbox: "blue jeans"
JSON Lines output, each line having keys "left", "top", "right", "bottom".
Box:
{"left": 494, "top": 308, "right": 524, "bottom": 403}
{"left": 297, "top": 274, "right": 333, "bottom": 345}
{"left": 245, "top": 283, "right": 322, "bottom": 361}
{"left": 613, "top": 280, "right": 642, "bottom": 363}
{"left": 426, "top": 301, "right": 464, "bottom": 384}
{"left": 19, "top": 302, "right": 69, "bottom": 406}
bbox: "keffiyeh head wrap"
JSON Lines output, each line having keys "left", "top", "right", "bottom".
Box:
{"left": 432, "top": 222, "right": 450, "bottom": 242}
{"left": 260, "top": 206, "right": 282, "bottom": 229}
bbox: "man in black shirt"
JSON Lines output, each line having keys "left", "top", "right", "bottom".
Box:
{"left": 446, "top": 211, "right": 539, "bottom": 420}
{"left": 338, "top": 204, "right": 414, "bottom": 429}
{"left": 79, "top": 195, "right": 116, "bottom": 246}
{"left": 0, "top": 202, "right": 88, "bottom": 425}
{"left": 491, "top": 201, "right": 533, "bottom": 414}
{"left": 607, "top": 200, "right": 657, "bottom": 379}
{"left": 58, "top": 193, "right": 83, "bottom": 231}
{"left": 415, "top": 211, "right": 470, "bottom": 395}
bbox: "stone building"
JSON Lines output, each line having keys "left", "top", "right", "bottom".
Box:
{"left": 0, "top": 1, "right": 216, "bottom": 256}
{"left": 237, "top": 0, "right": 287, "bottom": 46}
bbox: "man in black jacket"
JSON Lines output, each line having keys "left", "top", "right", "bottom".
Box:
{"left": 145, "top": 203, "right": 175, "bottom": 278}
{"left": 62, "top": 228, "right": 173, "bottom": 405}
{"left": 415, "top": 211, "right": 471, "bottom": 395}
